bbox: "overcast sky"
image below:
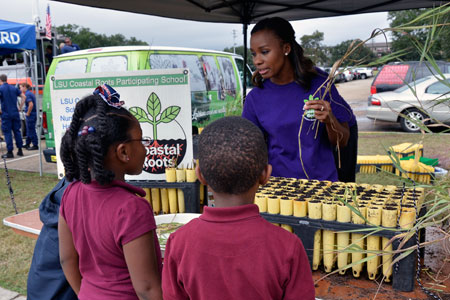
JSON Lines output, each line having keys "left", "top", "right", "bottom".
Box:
{"left": 1, "top": 0, "right": 392, "bottom": 51}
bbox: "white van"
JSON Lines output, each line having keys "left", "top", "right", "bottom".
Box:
{"left": 42, "top": 46, "right": 253, "bottom": 162}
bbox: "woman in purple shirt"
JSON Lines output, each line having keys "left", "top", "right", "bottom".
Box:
{"left": 243, "top": 17, "right": 355, "bottom": 181}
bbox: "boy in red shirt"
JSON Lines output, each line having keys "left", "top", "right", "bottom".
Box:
{"left": 162, "top": 116, "right": 315, "bottom": 300}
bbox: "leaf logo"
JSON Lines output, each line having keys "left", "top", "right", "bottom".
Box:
{"left": 129, "top": 92, "right": 181, "bottom": 140}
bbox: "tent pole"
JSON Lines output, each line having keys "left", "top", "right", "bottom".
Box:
{"left": 32, "top": 50, "right": 43, "bottom": 176}
{"left": 242, "top": 22, "right": 248, "bottom": 103}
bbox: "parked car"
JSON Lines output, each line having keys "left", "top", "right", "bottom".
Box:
{"left": 367, "top": 74, "right": 450, "bottom": 132}
{"left": 370, "top": 61, "right": 450, "bottom": 94}
{"left": 354, "top": 67, "right": 373, "bottom": 79}
{"left": 323, "top": 67, "right": 346, "bottom": 83}
{"left": 338, "top": 67, "right": 355, "bottom": 82}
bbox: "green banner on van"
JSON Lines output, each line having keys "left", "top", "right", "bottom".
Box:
{"left": 52, "top": 74, "right": 188, "bottom": 90}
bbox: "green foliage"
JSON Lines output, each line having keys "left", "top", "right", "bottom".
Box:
{"left": 299, "top": 30, "right": 328, "bottom": 66}
{"left": 56, "top": 24, "right": 148, "bottom": 50}
{"left": 388, "top": 8, "right": 450, "bottom": 61}
{"left": 329, "top": 39, "right": 376, "bottom": 66}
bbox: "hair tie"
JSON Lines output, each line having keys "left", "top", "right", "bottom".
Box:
{"left": 78, "top": 126, "right": 95, "bottom": 136}
{"left": 93, "top": 84, "right": 124, "bottom": 108}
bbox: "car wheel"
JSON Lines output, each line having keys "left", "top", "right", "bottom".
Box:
{"left": 361, "top": 74, "right": 367, "bottom": 79}
{"left": 399, "top": 108, "right": 429, "bottom": 133}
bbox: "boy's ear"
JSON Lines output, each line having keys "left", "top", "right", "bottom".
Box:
{"left": 115, "top": 143, "right": 129, "bottom": 164}
{"left": 195, "top": 165, "right": 207, "bottom": 186}
{"left": 259, "top": 164, "right": 272, "bottom": 185}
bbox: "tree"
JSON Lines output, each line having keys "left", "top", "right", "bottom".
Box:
{"left": 388, "top": 8, "right": 449, "bottom": 61}
{"left": 299, "top": 30, "right": 328, "bottom": 66}
{"left": 223, "top": 45, "right": 254, "bottom": 68}
{"left": 329, "top": 39, "right": 376, "bottom": 66}
{"left": 56, "top": 24, "right": 148, "bottom": 50}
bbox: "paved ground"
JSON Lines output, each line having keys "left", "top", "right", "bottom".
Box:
{"left": 0, "top": 287, "right": 26, "bottom": 300}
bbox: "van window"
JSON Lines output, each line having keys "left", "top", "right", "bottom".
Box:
{"left": 426, "top": 79, "right": 450, "bottom": 94}
{"left": 200, "top": 55, "right": 220, "bottom": 90}
{"left": 149, "top": 54, "right": 206, "bottom": 91}
{"left": 91, "top": 55, "right": 127, "bottom": 73}
{"left": 217, "top": 56, "right": 237, "bottom": 96}
{"left": 234, "top": 58, "right": 253, "bottom": 88}
{"left": 54, "top": 59, "right": 88, "bottom": 75}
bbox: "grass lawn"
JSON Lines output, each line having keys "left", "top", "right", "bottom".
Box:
{"left": 0, "top": 131, "right": 448, "bottom": 295}
{"left": 0, "top": 170, "right": 58, "bottom": 295}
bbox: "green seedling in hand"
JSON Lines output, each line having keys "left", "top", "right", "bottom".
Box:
{"left": 129, "top": 92, "right": 181, "bottom": 140}
{"left": 304, "top": 94, "right": 320, "bottom": 119}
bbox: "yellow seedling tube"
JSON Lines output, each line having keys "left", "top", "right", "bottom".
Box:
{"left": 150, "top": 188, "right": 162, "bottom": 214}
{"left": 254, "top": 194, "right": 268, "bottom": 213}
{"left": 381, "top": 206, "right": 397, "bottom": 282}
{"left": 399, "top": 207, "right": 416, "bottom": 229}
{"left": 337, "top": 203, "right": 351, "bottom": 275}
{"left": 352, "top": 205, "right": 366, "bottom": 278}
{"left": 165, "top": 167, "right": 176, "bottom": 182}
{"left": 176, "top": 168, "right": 186, "bottom": 213}
{"left": 160, "top": 188, "right": 169, "bottom": 214}
{"left": 281, "top": 224, "right": 293, "bottom": 232}
{"left": 322, "top": 202, "right": 337, "bottom": 273}
{"left": 293, "top": 199, "right": 307, "bottom": 217}
{"left": 143, "top": 188, "right": 151, "bottom": 203}
{"left": 280, "top": 197, "right": 293, "bottom": 216}
{"left": 367, "top": 205, "right": 382, "bottom": 280}
{"left": 186, "top": 168, "right": 197, "bottom": 183}
{"left": 308, "top": 200, "right": 322, "bottom": 271}
{"left": 267, "top": 196, "right": 280, "bottom": 214}
{"left": 168, "top": 188, "right": 178, "bottom": 213}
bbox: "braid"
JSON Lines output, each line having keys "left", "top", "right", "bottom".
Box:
{"left": 60, "top": 94, "right": 135, "bottom": 185}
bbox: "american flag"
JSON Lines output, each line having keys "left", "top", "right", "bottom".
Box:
{"left": 45, "top": 5, "right": 52, "bottom": 40}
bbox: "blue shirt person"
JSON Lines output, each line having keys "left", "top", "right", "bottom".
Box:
{"left": 61, "top": 37, "right": 80, "bottom": 54}
{"left": 0, "top": 74, "right": 25, "bottom": 158}
{"left": 20, "top": 83, "right": 38, "bottom": 150}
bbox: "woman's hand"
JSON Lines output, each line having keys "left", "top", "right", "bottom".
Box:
{"left": 303, "top": 100, "right": 332, "bottom": 123}
{"left": 303, "top": 99, "right": 349, "bottom": 147}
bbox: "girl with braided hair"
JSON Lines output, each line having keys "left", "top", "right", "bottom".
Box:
{"left": 58, "top": 85, "right": 163, "bottom": 300}
{"left": 243, "top": 17, "right": 357, "bottom": 182}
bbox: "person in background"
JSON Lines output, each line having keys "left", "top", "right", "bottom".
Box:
{"left": 242, "top": 17, "right": 356, "bottom": 182}
{"left": 60, "top": 37, "right": 80, "bottom": 54}
{"left": 0, "top": 74, "right": 25, "bottom": 158}
{"left": 19, "top": 83, "right": 38, "bottom": 150}
{"left": 27, "top": 177, "right": 77, "bottom": 300}
{"left": 45, "top": 45, "right": 54, "bottom": 71}
{"left": 162, "top": 116, "right": 315, "bottom": 300}
{"left": 58, "top": 85, "right": 162, "bottom": 300}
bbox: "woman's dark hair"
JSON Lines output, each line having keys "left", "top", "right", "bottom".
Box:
{"left": 20, "top": 83, "right": 31, "bottom": 90}
{"left": 60, "top": 94, "right": 136, "bottom": 185}
{"left": 251, "top": 17, "right": 317, "bottom": 90}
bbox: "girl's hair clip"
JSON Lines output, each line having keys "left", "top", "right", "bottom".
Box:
{"left": 78, "top": 126, "right": 95, "bottom": 136}
{"left": 93, "top": 84, "right": 125, "bottom": 109}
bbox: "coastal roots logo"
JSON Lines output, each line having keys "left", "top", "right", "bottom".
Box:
{"left": 303, "top": 94, "right": 319, "bottom": 121}
{"left": 130, "top": 92, "right": 186, "bottom": 174}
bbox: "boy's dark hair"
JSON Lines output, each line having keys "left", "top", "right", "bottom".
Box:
{"left": 0, "top": 74, "right": 7, "bottom": 82}
{"left": 20, "top": 83, "right": 31, "bottom": 90}
{"left": 251, "top": 17, "right": 317, "bottom": 90}
{"left": 60, "top": 94, "right": 136, "bottom": 185}
{"left": 198, "top": 116, "right": 267, "bottom": 194}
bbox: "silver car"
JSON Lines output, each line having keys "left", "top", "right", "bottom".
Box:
{"left": 367, "top": 74, "right": 450, "bottom": 132}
